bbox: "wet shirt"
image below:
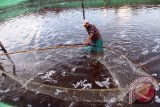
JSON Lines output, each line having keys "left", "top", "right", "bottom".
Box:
{"left": 86, "top": 24, "right": 101, "bottom": 41}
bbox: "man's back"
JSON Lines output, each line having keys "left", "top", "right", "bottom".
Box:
{"left": 86, "top": 24, "right": 101, "bottom": 41}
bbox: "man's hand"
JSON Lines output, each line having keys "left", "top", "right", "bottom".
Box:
{"left": 83, "top": 34, "right": 93, "bottom": 46}
{"left": 83, "top": 42, "right": 89, "bottom": 45}
{"left": 83, "top": 41, "right": 91, "bottom": 46}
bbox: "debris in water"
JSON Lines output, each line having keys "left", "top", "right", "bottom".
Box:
{"left": 95, "top": 78, "right": 111, "bottom": 88}
{"left": 12, "top": 97, "right": 19, "bottom": 101}
{"left": 54, "top": 89, "right": 64, "bottom": 96}
{"left": 27, "top": 104, "right": 32, "bottom": 107}
{"left": 155, "top": 96, "right": 160, "bottom": 103}
{"left": 72, "top": 79, "right": 92, "bottom": 89}
{"left": 142, "top": 50, "right": 149, "bottom": 55}
{"left": 40, "top": 70, "right": 56, "bottom": 80}
{"left": 0, "top": 88, "right": 10, "bottom": 93}
{"left": 152, "top": 73, "right": 157, "bottom": 77}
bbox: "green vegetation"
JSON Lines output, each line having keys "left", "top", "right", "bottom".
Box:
{"left": 0, "top": 7, "right": 37, "bottom": 21}
{"left": 0, "top": 0, "right": 27, "bottom": 8}
{"left": 105, "top": 0, "right": 160, "bottom": 6}
{"left": 1, "top": 0, "right": 160, "bottom": 9}
{"left": 0, "top": 102, "right": 12, "bottom": 107}
{"left": 0, "top": 0, "right": 160, "bottom": 21}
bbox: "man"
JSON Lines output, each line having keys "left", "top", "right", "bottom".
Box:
{"left": 83, "top": 20, "right": 103, "bottom": 55}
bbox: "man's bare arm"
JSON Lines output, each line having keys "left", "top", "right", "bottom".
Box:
{"left": 84, "top": 33, "right": 93, "bottom": 45}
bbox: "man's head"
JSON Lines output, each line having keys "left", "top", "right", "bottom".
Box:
{"left": 83, "top": 20, "right": 89, "bottom": 28}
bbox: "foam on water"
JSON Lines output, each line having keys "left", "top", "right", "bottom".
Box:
{"left": 40, "top": 70, "right": 56, "bottom": 80}
{"left": 71, "top": 67, "right": 76, "bottom": 72}
{"left": 12, "top": 97, "right": 20, "bottom": 101}
{"left": 61, "top": 72, "right": 66, "bottom": 76}
{"left": 54, "top": 89, "right": 65, "bottom": 96}
{"left": 152, "top": 45, "right": 160, "bottom": 52}
{"left": 72, "top": 79, "right": 92, "bottom": 89}
{"left": 95, "top": 78, "right": 111, "bottom": 88}
{"left": 65, "top": 41, "right": 73, "bottom": 44}
{"left": 155, "top": 96, "right": 160, "bottom": 103}
{"left": 142, "top": 50, "right": 149, "bottom": 55}
{"left": 27, "top": 104, "right": 32, "bottom": 107}
{"left": 0, "top": 88, "right": 10, "bottom": 93}
{"left": 152, "top": 73, "right": 158, "bottom": 77}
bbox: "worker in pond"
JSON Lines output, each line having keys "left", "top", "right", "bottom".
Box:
{"left": 83, "top": 20, "right": 103, "bottom": 56}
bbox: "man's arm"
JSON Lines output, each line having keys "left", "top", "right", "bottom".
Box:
{"left": 84, "top": 33, "right": 93, "bottom": 45}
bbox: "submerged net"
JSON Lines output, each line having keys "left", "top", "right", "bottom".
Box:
{"left": 0, "top": 46, "right": 151, "bottom": 103}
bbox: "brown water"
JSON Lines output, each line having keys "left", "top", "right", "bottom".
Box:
{"left": 0, "top": 5, "right": 160, "bottom": 107}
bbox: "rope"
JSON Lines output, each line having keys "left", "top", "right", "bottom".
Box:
{"left": 101, "top": 45, "right": 153, "bottom": 76}
{"left": 0, "top": 43, "right": 85, "bottom": 56}
{"left": 0, "top": 69, "right": 126, "bottom": 103}
{"left": 0, "top": 43, "right": 153, "bottom": 76}
{"left": 81, "top": 0, "right": 85, "bottom": 20}
{"left": 87, "top": 43, "right": 152, "bottom": 76}
{"left": 0, "top": 69, "right": 125, "bottom": 92}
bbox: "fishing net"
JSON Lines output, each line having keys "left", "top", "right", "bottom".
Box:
{"left": 0, "top": 46, "right": 150, "bottom": 103}
{"left": 0, "top": 0, "right": 154, "bottom": 105}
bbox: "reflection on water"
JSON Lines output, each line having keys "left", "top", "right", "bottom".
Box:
{"left": 116, "top": 6, "right": 132, "bottom": 38}
{"left": 117, "top": 6, "right": 131, "bottom": 22}
{"left": 0, "top": 5, "right": 160, "bottom": 107}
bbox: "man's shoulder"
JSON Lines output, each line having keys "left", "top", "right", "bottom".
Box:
{"left": 90, "top": 24, "right": 95, "bottom": 27}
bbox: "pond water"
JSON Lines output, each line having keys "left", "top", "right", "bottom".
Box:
{"left": 0, "top": 5, "right": 160, "bottom": 107}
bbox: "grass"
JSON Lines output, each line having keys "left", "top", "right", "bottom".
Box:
{"left": 107, "top": 0, "right": 160, "bottom": 6}
{"left": 0, "top": 0, "right": 160, "bottom": 21}
{"left": 0, "top": 7, "right": 37, "bottom": 21}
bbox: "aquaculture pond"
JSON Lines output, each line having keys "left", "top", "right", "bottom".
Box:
{"left": 0, "top": 2, "right": 160, "bottom": 107}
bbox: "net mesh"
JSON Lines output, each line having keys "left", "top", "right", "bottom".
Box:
{"left": 0, "top": 47, "right": 150, "bottom": 103}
